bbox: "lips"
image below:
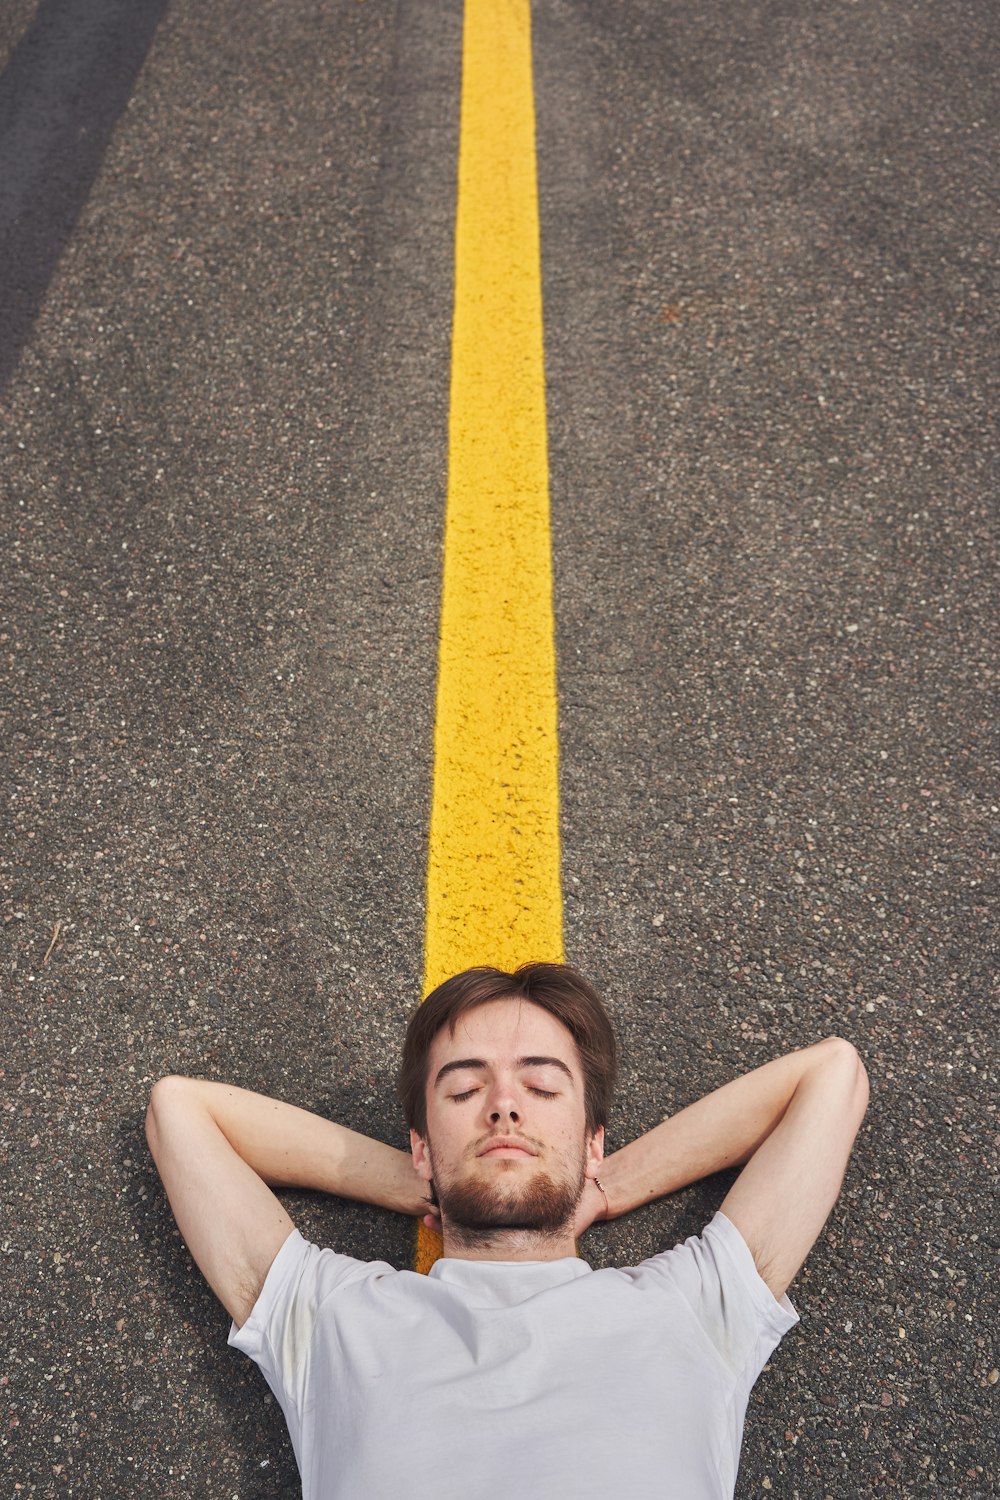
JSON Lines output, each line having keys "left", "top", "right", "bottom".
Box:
{"left": 477, "top": 1138, "right": 537, "bottom": 1159}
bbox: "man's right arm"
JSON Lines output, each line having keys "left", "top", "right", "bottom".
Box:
{"left": 145, "top": 1077, "right": 429, "bottom": 1328}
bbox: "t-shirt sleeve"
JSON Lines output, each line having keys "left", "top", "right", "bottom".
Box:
{"left": 634, "top": 1210, "right": 799, "bottom": 1385}
{"left": 227, "top": 1230, "right": 388, "bottom": 1453}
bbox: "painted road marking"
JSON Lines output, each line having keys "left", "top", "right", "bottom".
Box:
{"left": 416, "top": 0, "right": 561, "bottom": 1272}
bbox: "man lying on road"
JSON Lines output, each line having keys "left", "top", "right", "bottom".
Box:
{"left": 146, "top": 961, "right": 869, "bottom": 1500}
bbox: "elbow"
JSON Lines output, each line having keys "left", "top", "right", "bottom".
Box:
{"left": 818, "top": 1035, "right": 870, "bottom": 1120}
{"left": 145, "top": 1074, "right": 193, "bottom": 1154}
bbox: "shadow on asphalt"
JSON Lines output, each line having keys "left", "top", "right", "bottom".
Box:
{"left": 0, "top": 0, "right": 168, "bottom": 396}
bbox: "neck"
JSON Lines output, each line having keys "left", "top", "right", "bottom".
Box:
{"left": 440, "top": 1222, "right": 579, "bottom": 1262}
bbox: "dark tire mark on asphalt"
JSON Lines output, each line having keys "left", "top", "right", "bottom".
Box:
{"left": 0, "top": 0, "right": 168, "bottom": 395}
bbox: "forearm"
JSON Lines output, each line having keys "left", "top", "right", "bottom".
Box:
{"left": 600, "top": 1038, "right": 846, "bottom": 1217}
{"left": 147, "top": 1076, "right": 427, "bottom": 1218}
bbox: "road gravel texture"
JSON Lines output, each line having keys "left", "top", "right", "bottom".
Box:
{"left": 2, "top": 1, "right": 997, "bottom": 1497}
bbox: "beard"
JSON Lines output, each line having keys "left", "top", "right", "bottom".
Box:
{"left": 431, "top": 1151, "right": 587, "bottom": 1242}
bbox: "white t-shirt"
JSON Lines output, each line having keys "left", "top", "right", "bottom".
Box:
{"left": 230, "top": 1210, "right": 797, "bottom": 1500}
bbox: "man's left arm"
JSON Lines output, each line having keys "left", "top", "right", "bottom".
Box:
{"left": 716, "top": 1038, "right": 869, "bottom": 1297}
{"left": 593, "top": 1037, "right": 870, "bottom": 1298}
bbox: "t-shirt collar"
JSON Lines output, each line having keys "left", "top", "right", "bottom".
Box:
{"left": 429, "top": 1255, "right": 592, "bottom": 1290}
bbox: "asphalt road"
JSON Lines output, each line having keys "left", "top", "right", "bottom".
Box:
{"left": 2, "top": 1, "right": 997, "bottom": 1496}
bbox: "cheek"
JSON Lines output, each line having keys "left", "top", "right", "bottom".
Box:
{"left": 425, "top": 1113, "right": 468, "bottom": 1164}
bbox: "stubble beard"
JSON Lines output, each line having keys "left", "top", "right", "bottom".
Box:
{"left": 431, "top": 1149, "right": 587, "bottom": 1246}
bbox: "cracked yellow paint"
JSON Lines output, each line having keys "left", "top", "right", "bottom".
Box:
{"left": 416, "top": 0, "right": 561, "bottom": 1273}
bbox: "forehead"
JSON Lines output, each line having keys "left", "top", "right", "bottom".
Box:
{"left": 429, "top": 998, "right": 580, "bottom": 1071}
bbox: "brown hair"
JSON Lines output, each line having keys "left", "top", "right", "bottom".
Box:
{"left": 398, "top": 962, "right": 617, "bottom": 1138}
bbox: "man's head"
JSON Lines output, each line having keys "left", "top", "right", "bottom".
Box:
{"left": 399, "top": 962, "right": 617, "bottom": 1136}
{"left": 398, "top": 964, "right": 617, "bottom": 1250}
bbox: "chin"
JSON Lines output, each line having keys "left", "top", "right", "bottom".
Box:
{"left": 439, "top": 1166, "right": 584, "bottom": 1235}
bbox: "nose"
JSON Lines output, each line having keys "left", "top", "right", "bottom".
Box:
{"left": 489, "top": 1103, "right": 521, "bottom": 1124}
{"left": 484, "top": 1075, "right": 521, "bottom": 1125}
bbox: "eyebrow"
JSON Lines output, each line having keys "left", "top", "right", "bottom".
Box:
{"left": 434, "top": 1056, "right": 575, "bottom": 1088}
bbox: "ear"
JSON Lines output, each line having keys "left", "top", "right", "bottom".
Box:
{"left": 584, "top": 1125, "right": 605, "bottom": 1176}
{"left": 410, "top": 1128, "right": 434, "bottom": 1182}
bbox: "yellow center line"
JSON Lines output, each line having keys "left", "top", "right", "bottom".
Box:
{"left": 416, "top": 0, "right": 561, "bottom": 1273}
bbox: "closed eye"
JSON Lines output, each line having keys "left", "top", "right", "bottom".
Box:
{"left": 449, "top": 1085, "right": 559, "bottom": 1102}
